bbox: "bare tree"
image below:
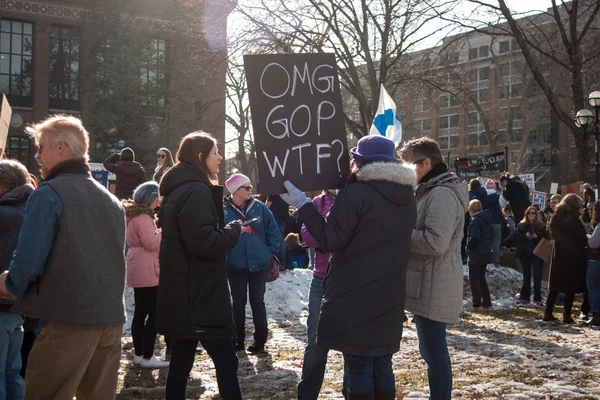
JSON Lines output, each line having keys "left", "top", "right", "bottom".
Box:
{"left": 430, "top": 0, "right": 600, "bottom": 180}
{"left": 234, "top": 0, "right": 456, "bottom": 139}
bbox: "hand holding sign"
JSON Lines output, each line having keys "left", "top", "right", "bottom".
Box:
{"left": 244, "top": 53, "right": 350, "bottom": 194}
{"left": 280, "top": 181, "right": 311, "bottom": 209}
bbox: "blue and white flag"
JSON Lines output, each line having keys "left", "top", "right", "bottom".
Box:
{"left": 369, "top": 84, "right": 402, "bottom": 146}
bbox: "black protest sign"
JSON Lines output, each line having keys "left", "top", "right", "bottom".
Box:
{"left": 244, "top": 53, "right": 350, "bottom": 195}
{"left": 455, "top": 152, "right": 506, "bottom": 178}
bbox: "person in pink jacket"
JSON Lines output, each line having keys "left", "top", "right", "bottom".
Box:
{"left": 298, "top": 190, "right": 337, "bottom": 400}
{"left": 123, "top": 181, "right": 168, "bottom": 369}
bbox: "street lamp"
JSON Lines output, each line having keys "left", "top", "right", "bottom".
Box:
{"left": 576, "top": 92, "right": 600, "bottom": 189}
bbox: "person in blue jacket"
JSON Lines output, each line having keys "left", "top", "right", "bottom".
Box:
{"left": 466, "top": 199, "right": 495, "bottom": 309}
{"left": 0, "top": 159, "right": 33, "bottom": 399}
{"left": 223, "top": 173, "right": 281, "bottom": 354}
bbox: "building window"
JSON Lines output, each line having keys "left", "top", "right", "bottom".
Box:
{"left": 468, "top": 111, "right": 489, "bottom": 147}
{"left": 49, "top": 25, "right": 80, "bottom": 109}
{"left": 469, "top": 48, "right": 478, "bottom": 61}
{"left": 479, "top": 45, "right": 489, "bottom": 58}
{"left": 5, "top": 135, "right": 31, "bottom": 166}
{"left": 140, "top": 38, "right": 166, "bottom": 108}
{"left": 96, "top": 40, "right": 113, "bottom": 97}
{"left": 421, "top": 119, "right": 431, "bottom": 137}
{"left": 421, "top": 98, "right": 431, "bottom": 112}
{"left": 468, "top": 45, "right": 489, "bottom": 60}
{"left": 499, "top": 41, "right": 510, "bottom": 54}
{"left": 439, "top": 114, "right": 459, "bottom": 150}
{"left": 469, "top": 66, "right": 489, "bottom": 104}
{"left": 0, "top": 20, "right": 33, "bottom": 106}
{"left": 528, "top": 121, "right": 553, "bottom": 145}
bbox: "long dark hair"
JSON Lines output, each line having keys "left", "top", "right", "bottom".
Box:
{"left": 520, "top": 205, "right": 541, "bottom": 226}
{"left": 555, "top": 193, "right": 583, "bottom": 216}
{"left": 592, "top": 201, "right": 600, "bottom": 226}
{"left": 156, "top": 147, "right": 174, "bottom": 170}
{"left": 175, "top": 131, "right": 218, "bottom": 182}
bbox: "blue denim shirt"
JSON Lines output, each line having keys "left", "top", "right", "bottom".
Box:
{"left": 5, "top": 185, "right": 63, "bottom": 297}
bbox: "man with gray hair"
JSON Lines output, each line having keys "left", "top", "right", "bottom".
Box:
{"left": 398, "top": 137, "right": 468, "bottom": 400}
{"left": 0, "top": 115, "right": 126, "bottom": 399}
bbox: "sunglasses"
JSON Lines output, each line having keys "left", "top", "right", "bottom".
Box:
{"left": 239, "top": 185, "right": 253, "bottom": 191}
{"left": 157, "top": 154, "right": 166, "bottom": 159}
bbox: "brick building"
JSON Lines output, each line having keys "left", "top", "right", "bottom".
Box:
{"left": 0, "top": 0, "right": 235, "bottom": 178}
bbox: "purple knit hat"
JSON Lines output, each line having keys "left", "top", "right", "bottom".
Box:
{"left": 225, "top": 173, "right": 251, "bottom": 194}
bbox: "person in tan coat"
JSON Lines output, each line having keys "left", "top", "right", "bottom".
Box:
{"left": 399, "top": 138, "right": 468, "bottom": 400}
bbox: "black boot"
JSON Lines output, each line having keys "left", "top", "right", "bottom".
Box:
{"left": 543, "top": 312, "right": 557, "bottom": 321}
{"left": 586, "top": 313, "right": 600, "bottom": 326}
{"left": 247, "top": 342, "right": 265, "bottom": 354}
{"left": 374, "top": 389, "right": 396, "bottom": 400}
{"left": 234, "top": 340, "right": 245, "bottom": 351}
{"left": 563, "top": 313, "right": 574, "bottom": 324}
{"left": 349, "top": 392, "right": 375, "bottom": 400}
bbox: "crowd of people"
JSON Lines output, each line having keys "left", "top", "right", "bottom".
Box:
{"left": 0, "top": 115, "right": 599, "bottom": 400}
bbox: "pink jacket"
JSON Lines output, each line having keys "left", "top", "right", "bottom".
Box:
{"left": 301, "top": 191, "right": 335, "bottom": 278}
{"left": 124, "top": 203, "right": 161, "bottom": 288}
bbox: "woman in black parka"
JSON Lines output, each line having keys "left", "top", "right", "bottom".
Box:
{"left": 281, "top": 135, "right": 417, "bottom": 400}
{"left": 544, "top": 193, "right": 589, "bottom": 323}
{"left": 157, "top": 132, "right": 244, "bottom": 400}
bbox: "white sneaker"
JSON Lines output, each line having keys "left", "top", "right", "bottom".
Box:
{"left": 133, "top": 355, "right": 143, "bottom": 365}
{"left": 140, "top": 355, "right": 169, "bottom": 368}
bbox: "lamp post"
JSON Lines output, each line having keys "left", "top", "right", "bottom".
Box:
{"left": 575, "top": 91, "right": 600, "bottom": 189}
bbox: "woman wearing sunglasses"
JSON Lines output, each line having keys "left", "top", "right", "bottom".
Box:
{"left": 223, "top": 173, "right": 281, "bottom": 354}
{"left": 153, "top": 148, "right": 175, "bottom": 183}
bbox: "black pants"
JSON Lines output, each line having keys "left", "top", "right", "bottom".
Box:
{"left": 166, "top": 338, "right": 241, "bottom": 400}
{"left": 469, "top": 264, "right": 491, "bottom": 307}
{"left": 132, "top": 286, "right": 159, "bottom": 359}
{"left": 546, "top": 290, "right": 591, "bottom": 316}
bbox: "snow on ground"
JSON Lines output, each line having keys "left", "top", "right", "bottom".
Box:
{"left": 118, "top": 266, "right": 600, "bottom": 399}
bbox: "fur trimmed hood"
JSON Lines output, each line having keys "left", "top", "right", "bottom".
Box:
{"left": 122, "top": 200, "right": 155, "bottom": 219}
{"left": 355, "top": 162, "right": 417, "bottom": 206}
{"left": 357, "top": 162, "right": 418, "bottom": 191}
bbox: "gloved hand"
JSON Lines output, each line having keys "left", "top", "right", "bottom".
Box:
{"left": 281, "top": 181, "right": 312, "bottom": 209}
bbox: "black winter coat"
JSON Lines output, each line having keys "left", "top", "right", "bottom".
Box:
{"left": 466, "top": 210, "right": 494, "bottom": 265}
{"left": 156, "top": 162, "right": 241, "bottom": 340}
{"left": 299, "top": 162, "right": 417, "bottom": 357}
{"left": 548, "top": 211, "right": 587, "bottom": 293}
{"left": 503, "top": 180, "right": 531, "bottom": 223}
{"left": 512, "top": 221, "right": 548, "bottom": 259}
{"left": 103, "top": 154, "right": 147, "bottom": 200}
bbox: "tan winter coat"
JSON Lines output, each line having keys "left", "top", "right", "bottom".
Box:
{"left": 405, "top": 171, "right": 468, "bottom": 324}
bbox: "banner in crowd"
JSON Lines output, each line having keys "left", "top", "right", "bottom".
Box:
{"left": 244, "top": 53, "right": 350, "bottom": 194}
{"left": 0, "top": 95, "right": 12, "bottom": 157}
{"left": 531, "top": 190, "right": 547, "bottom": 209}
{"left": 550, "top": 182, "right": 559, "bottom": 195}
{"left": 454, "top": 152, "right": 506, "bottom": 178}
{"left": 521, "top": 173, "right": 535, "bottom": 191}
{"left": 561, "top": 181, "right": 584, "bottom": 198}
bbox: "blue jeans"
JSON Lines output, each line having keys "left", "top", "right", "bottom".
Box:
{"left": 588, "top": 260, "right": 600, "bottom": 313}
{"left": 298, "top": 276, "right": 329, "bottom": 400}
{"left": 492, "top": 224, "right": 502, "bottom": 264}
{"left": 309, "top": 248, "right": 316, "bottom": 270}
{"left": 0, "top": 312, "right": 24, "bottom": 400}
{"left": 519, "top": 251, "right": 544, "bottom": 302}
{"left": 414, "top": 314, "right": 452, "bottom": 400}
{"left": 228, "top": 268, "right": 269, "bottom": 345}
{"left": 342, "top": 353, "right": 395, "bottom": 394}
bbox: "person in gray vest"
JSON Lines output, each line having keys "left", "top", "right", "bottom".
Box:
{"left": 0, "top": 115, "right": 126, "bottom": 400}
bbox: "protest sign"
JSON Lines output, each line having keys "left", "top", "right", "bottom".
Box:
{"left": 561, "top": 181, "right": 584, "bottom": 198}
{"left": 531, "top": 191, "right": 547, "bottom": 209}
{"left": 520, "top": 173, "right": 535, "bottom": 191}
{"left": 244, "top": 53, "right": 350, "bottom": 194}
{"left": 455, "top": 152, "right": 506, "bottom": 179}
{"left": 550, "top": 182, "right": 558, "bottom": 195}
{"left": 0, "top": 95, "right": 12, "bottom": 158}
